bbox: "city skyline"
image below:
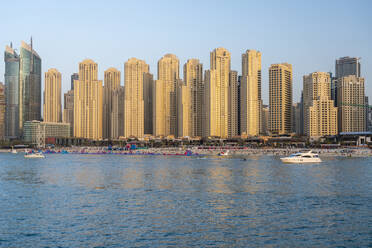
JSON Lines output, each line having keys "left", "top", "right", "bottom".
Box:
{"left": 1, "top": 0, "right": 371, "bottom": 104}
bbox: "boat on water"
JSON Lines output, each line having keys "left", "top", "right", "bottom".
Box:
{"left": 11, "top": 149, "right": 17, "bottom": 154}
{"left": 218, "top": 150, "right": 230, "bottom": 156}
{"left": 280, "top": 150, "right": 321, "bottom": 163}
{"left": 24, "top": 152, "right": 45, "bottom": 158}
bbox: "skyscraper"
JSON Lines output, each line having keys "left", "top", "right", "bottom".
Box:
{"left": 124, "top": 58, "right": 149, "bottom": 138}
{"left": 143, "top": 72, "right": 154, "bottom": 135}
{"left": 337, "top": 75, "right": 365, "bottom": 132}
{"left": 153, "top": 54, "right": 179, "bottom": 137}
{"left": 269, "top": 63, "right": 292, "bottom": 135}
{"left": 229, "top": 70, "right": 239, "bottom": 137}
{"left": 43, "top": 68, "right": 62, "bottom": 122}
{"left": 204, "top": 47, "right": 231, "bottom": 138}
{"left": 63, "top": 90, "right": 74, "bottom": 136}
{"left": 176, "top": 79, "right": 191, "bottom": 137}
{"left": 0, "top": 83, "right": 5, "bottom": 140}
{"left": 74, "top": 59, "right": 103, "bottom": 140}
{"left": 19, "top": 40, "right": 42, "bottom": 135}
{"left": 71, "top": 73, "right": 79, "bottom": 90}
{"left": 4, "top": 44, "right": 20, "bottom": 139}
{"left": 183, "top": 59, "right": 203, "bottom": 137}
{"left": 335, "top": 57, "right": 361, "bottom": 78}
{"left": 240, "top": 50, "right": 262, "bottom": 137}
{"left": 303, "top": 72, "right": 337, "bottom": 139}
{"left": 111, "top": 86, "right": 124, "bottom": 139}
{"left": 103, "top": 67, "right": 121, "bottom": 139}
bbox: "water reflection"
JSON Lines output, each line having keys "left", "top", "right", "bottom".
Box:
{"left": 0, "top": 153, "right": 371, "bottom": 247}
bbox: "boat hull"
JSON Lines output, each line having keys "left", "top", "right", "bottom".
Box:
{"left": 280, "top": 157, "right": 322, "bottom": 163}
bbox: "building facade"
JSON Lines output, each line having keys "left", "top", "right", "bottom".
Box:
{"left": 63, "top": 90, "right": 74, "bottom": 136}
{"left": 204, "top": 48, "right": 231, "bottom": 138}
{"left": 337, "top": 75, "right": 365, "bottom": 132}
{"left": 73, "top": 59, "right": 103, "bottom": 140}
{"left": 4, "top": 44, "right": 20, "bottom": 139}
{"left": 240, "top": 50, "right": 262, "bottom": 137}
{"left": 71, "top": 73, "right": 79, "bottom": 90}
{"left": 183, "top": 59, "right": 203, "bottom": 137}
{"left": 303, "top": 72, "right": 337, "bottom": 139}
{"left": 153, "top": 54, "right": 179, "bottom": 137}
{"left": 23, "top": 120, "right": 70, "bottom": 144}
{"left": 19, "top": 40, "right": 42, "bottom": 136}
{"left": 176, "top": 79, "right": 191, "bottom": 137}
{"left": 335, "top": 56, "right": 361, "bottom": 79}
{"left": 103, "top": 67, "right": 121, "bottom": 139}
{"left": 229, "top": 70, "right": 239, "bottom": 137}
{"left": 143, "top": 72, "right": 154, "bottom": 135}
{"left": 269, "top": 63, "right": 293, "bottom": 135}
{"left": 111, "top": 86, "right": 124, "bottom": 139}
{"left": 0, "top": 83, "right": 5, "bottom": 139}
{"left": 124, "top": 58, "right": 149, "bottom": 138}
{"left": 43, "top": 68, "right": 62, "bottom": 122}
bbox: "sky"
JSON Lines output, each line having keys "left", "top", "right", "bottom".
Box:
{"left": 1, "top": 0, "right": 371, "bottom": 104}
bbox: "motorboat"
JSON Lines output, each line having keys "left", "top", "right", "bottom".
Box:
{"left": 24, "top": 152, "right": 45, "bottom": 158}
{"left": 11, "top": 149, "right": 17, "bottom": 154}
{"left": 280, "top": 150, "right": 321, "bottom": 163}
{"left": 218, "top": 150, "right": 230, "bottom": 156}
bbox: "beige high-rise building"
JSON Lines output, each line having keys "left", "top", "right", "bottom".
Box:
{"left": 204, "top": 47, "right": 231, "bottom": 138}
{"left": 63, "top": 90, "right": 74, "bottom": 136}
{"left": 303, "top": 72, "right": 337, "bottom": 139}
{"left": 177, "top": 79, "right": 191, "bottom": 137}
{"left": 143, "top": 72, "right": 154, "bottom": 135}
{"left": 111, "top": 86, "right": 124, "bottom": 139}
{"left": 124, "top": 58, "right": 149, "bottom": 138}
{"left": 229, "top": 70, "right": 239, "bottom": 137}
{"left": 0, "top": 83, "right": 5, "bottom": 140}
{"left": 73, "top": 59, "right": 103, "bottom": 140}
{"left": 241, "top": 50, "right": 262, "bottom": 136}
{"left": 269, "top": 63, "right": 293, "bottom": 135}
{"left": 183, "top": 59, "right": 203, "bottom": 137}
{"left": 153, "top": 54, "right": 179, "bottom": 137}
{"left": 43, "top": 69, "right": 62, "bottom": 123}
{"left": 103, "top": 68, "right": 121, "bottom": 139}
{"left": 337, "top": 75, "right": 365, "bottom": 132}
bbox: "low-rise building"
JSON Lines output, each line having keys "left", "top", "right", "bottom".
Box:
{"left": 23, "top": 120, "right": 70, "bottom": 145}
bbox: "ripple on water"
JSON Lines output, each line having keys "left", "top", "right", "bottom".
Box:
{"left": 0, "top": 154, "right": 371, "bottom": 247}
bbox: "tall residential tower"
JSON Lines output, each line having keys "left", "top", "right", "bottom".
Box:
{"left": 73, "top": 59, "right": 103, "bottom": 140}
{"left": 269, "top": 63, "right": 293, "bottom": 135}
{"left": 240, "top": 50, "right": 262, "bottom": 137}
{"left": 43, "top": 68, "right": 62, "bottom": 122}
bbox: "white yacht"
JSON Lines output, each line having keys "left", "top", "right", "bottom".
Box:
{"left": 24, "top": 152, "right": 45, "bottom": 158}
{"left": 218, "top": 150, "right": 230, "bottom": 156}
{"left": 11, "top": 149, "right": 17, "bottom": 154}
{"left": 280, "top": 150, "right": 321, "bottom": 163}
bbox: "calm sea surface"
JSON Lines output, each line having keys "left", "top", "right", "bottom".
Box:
{"left": 0, "top": 153, "right": 371, "bottom": 247}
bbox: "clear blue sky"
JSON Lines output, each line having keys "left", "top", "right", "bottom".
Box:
{"left": 1, "top": 0, "right": 371, "bottom": 104}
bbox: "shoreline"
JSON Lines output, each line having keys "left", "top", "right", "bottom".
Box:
{"left": 2, "top": 147, "right": 372, "bottom": 157}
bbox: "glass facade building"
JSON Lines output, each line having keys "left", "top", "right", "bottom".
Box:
{"left": 19, "top": 41, "right": 42, "bottom": 135}
{"left": 4, "top": 45, "right": 20, "bottom": 139}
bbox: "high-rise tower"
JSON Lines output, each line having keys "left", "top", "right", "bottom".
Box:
{"left": 19, "top": 40, "right": 42, "bottom": 135}
{"left": 269, "top": 63, "right": 293, "bottom": 135}
{"left": 73, "top": 59, "right": 103, "bottom": 140}
{"left": 124, "top": 58, "right": 149, "bottom": 138}
{"left": 153, "top": 54, "right": 179, "bottom": 137}
{"left": 43, "top": 68, "right": 62, "bottom": 122}
{"left": 240, "top": 50, "right": 262, "bottom": 136}
{"left": 4, "top": 44, "right": 20, "bottom": 139}
{"left": 103, "top": 67, "right": 120, "bottom": 139}
{"left": 204, "top": 48, "right": 231, "bottom": 138}
{"left": 303, "top": 72, "right": 337, "bottom": 139}
{"left": 183, "top": 59, "right": 203, "bottom": 137}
